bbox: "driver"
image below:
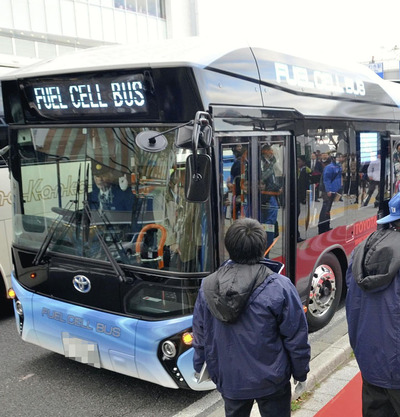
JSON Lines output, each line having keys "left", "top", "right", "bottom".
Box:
{"left": 89, "top": 161, "right": 134, "bottom": 211}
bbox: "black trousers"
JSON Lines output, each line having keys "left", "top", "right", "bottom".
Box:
{"left": 363, "top": 378, "right": 400, "bottom": 417}
{"left": 222, "top": 382, "right": 291, "bottom": 417}
{"left": 318, "top": 192, "right": 335, "bottom": 234}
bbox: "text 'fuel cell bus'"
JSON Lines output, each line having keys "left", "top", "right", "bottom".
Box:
{"left": 2, "top": 37, "right": 400, "bottom": 390}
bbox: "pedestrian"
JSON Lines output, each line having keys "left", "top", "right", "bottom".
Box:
{"left": 192, "top": 218, "right": 310, "bottom": 417}
{"left": 346, "top": 192, "right": 400, "bottom": 417}
{"left": 363, "top": 151, "right": 381, "bottom": 207}
{"left": 318, "top": 152, "right": 342, "bottom": 234}
{"left": 260, "top": 144, "right": 282, "bottom": 250}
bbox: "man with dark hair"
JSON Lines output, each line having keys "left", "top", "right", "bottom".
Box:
{"left": 192, "top": 218, "right": 310, "bottom": 417}
{"left": 346, "top": 192, "right": 400, "bottom": 416}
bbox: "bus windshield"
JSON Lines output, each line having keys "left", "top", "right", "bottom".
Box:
{"left": 13, "top": 126, "right": 210, "bottom": 273}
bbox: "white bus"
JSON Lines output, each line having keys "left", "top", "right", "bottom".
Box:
{"left": 3, "top": 38, "right": 400, "bottom": 388}
{"left": 0, "top": 66, "right": 14, "bottom": 313}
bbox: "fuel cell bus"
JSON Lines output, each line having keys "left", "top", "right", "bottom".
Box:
{"left": 3, "top": 37, "right": 400, "bottom": 390}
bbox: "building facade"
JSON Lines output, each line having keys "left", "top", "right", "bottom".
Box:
{"left": 0, "top": 0, "right": 197, "bottom": 70}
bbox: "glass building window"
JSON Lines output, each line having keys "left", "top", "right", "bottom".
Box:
{"left": 0, "top": 36, "right": 14, "bottom": 55}
{"left": 137, "top": 0, "right": 147, "bottom": 14}
{"left": 114, "top": 0, "right": 126, "bottom": 8}
{"left": 14, "top": 38, "right": 36, "bottom": 58}
{"left": 148, "top": 0, "right": 157, "bottom": 16}
{"left": 37, "top": 42, "right": 56, "bottom": 59}
{"left": 58, "top": 44, "right": 76, "bottom": 56}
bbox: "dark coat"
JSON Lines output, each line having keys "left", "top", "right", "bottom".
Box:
{"left": 346, "top": 229, "right": 400, "bottom": 389}
{"left": 192, "top": 259, "right": 310, "bottom": 400}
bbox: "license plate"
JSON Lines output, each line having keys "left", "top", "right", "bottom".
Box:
{"left": 62, "top": 332, "right": 101, "bottom": 368}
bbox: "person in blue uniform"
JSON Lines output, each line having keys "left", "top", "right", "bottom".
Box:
{"left": 89, "top": 161, "right": 134, "bottom": 211}
{"left": 318, "top": 153, "right": 342, "bottom": 234}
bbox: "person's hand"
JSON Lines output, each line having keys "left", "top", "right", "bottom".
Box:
{"left": 293, "top": 380, "right": 307, "bottom": 397}
{"left": 119, "top": 174, "right": 129, "bottom": 191}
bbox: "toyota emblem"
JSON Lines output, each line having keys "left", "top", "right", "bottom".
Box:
{"left": 72, "top": 275, "right": 91, "bottom": 293}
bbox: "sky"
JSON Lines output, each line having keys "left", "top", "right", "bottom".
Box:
{"left": 196, "top": 0, "right": 400, "bottom": 64}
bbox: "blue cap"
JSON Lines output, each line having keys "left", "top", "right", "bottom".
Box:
{"left": 377, "top": 193, "right": 400, "bottom": 224}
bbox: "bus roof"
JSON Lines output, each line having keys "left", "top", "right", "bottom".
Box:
{"left": 0, "top": 36, "right": 383, "bottom": 84}
{"left": 3, "top": 37, "right": 400, "bottom": 121}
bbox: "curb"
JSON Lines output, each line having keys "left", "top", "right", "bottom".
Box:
{"left": 297, "top": 334, "right": 352, "bottom": 400}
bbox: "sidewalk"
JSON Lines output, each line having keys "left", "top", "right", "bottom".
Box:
{"left": 292, "top": 357, "right": 360, "bottom": 417}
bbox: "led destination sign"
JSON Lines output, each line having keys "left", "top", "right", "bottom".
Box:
{"left": 22, "top": 73, "right": 152, "bottom": 120}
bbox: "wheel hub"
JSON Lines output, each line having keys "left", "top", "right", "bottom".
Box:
{"left": 308, "top": 264, "right": 336, "bottom": 318}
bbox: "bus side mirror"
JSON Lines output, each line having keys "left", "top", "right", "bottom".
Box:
{"left": 185, "top": 153, "right": 211, "bottom": 202}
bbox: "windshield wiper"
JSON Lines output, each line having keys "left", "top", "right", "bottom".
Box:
{"left": 81, "top": 164, "right": 131, "bottom": 283}
{"left": 33, "top": 164, "right": 83, "bottom": 266}
{"left": 32, "top": 200, "right": 77, "bottom": 266}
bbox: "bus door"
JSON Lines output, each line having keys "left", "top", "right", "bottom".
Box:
{"left": 219, "top": 134, "right": 287, "bottom": 268}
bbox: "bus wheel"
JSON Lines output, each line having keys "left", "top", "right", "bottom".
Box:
{"left": 307, "top": 252, "right": 342, "bottom": 332}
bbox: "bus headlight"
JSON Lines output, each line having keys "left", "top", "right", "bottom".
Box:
{"left": 13, "top": 297, "right": 24, "bottom": 336}
{"left": 15, "top": 300, "right": 24, "bottom": 316}
{"left": 161, "top": 340, "right": 177, "bottom": 358}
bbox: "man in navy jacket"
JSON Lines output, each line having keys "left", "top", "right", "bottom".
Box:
{"left": 346, "top": 192, "right": 400, "bottom": 416}
{"left": 192, "top": 218, "right": 310, "bottom": 417}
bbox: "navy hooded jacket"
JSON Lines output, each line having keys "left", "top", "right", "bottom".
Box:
{"left": 192, "top": 259, "right": 310, "bottom": 400}
{"left": 346, "top": 228, "right": 400, "bottom": 389}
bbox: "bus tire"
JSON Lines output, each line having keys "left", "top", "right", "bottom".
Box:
{"left": 306, "top": 252, "right": 343, "bottom": 332}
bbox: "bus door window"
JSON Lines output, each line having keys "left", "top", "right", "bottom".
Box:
{"left": 296, "top": 129, "right": 351, "bottom": 240}
{"left": 220, "top": 141, "right": 249, "bottom": 262}
{"left": 359, "top": 133, "right": 382, "bottom": 208}
{"left": 259, "top": 138, "right": 284, "bottom": 259}
{"left": 229, "top": 143, "right": 249, "bottom": 220}
{"left": 222, "top": 142, "right": 249, "bottom": 224}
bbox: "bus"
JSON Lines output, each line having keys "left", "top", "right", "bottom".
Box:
{"left": 0, "top": 78, "right": 12, "bottom": 314}
{"left": 2, "top": 37, "right": 400, "bottom": 390}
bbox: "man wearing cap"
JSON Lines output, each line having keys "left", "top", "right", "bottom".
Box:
{"left": 89, "top": 162, "right": 134, "bottom": 211}
{"left": 346, "top": 192, "right": 400, "bottom": 416}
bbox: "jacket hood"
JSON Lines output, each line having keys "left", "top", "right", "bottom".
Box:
{"left": 202, "top": 261, "right": 274, "bottom": 323}
{"left": 352, "top": 228, "right": 400, "bottom": 292}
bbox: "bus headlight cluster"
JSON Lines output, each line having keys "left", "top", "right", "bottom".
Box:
{"left": 161, "top": 340, "right": 177, "bottom": 359}
{"left": 158, "top": 328, "right": 194, "bottom": 389}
